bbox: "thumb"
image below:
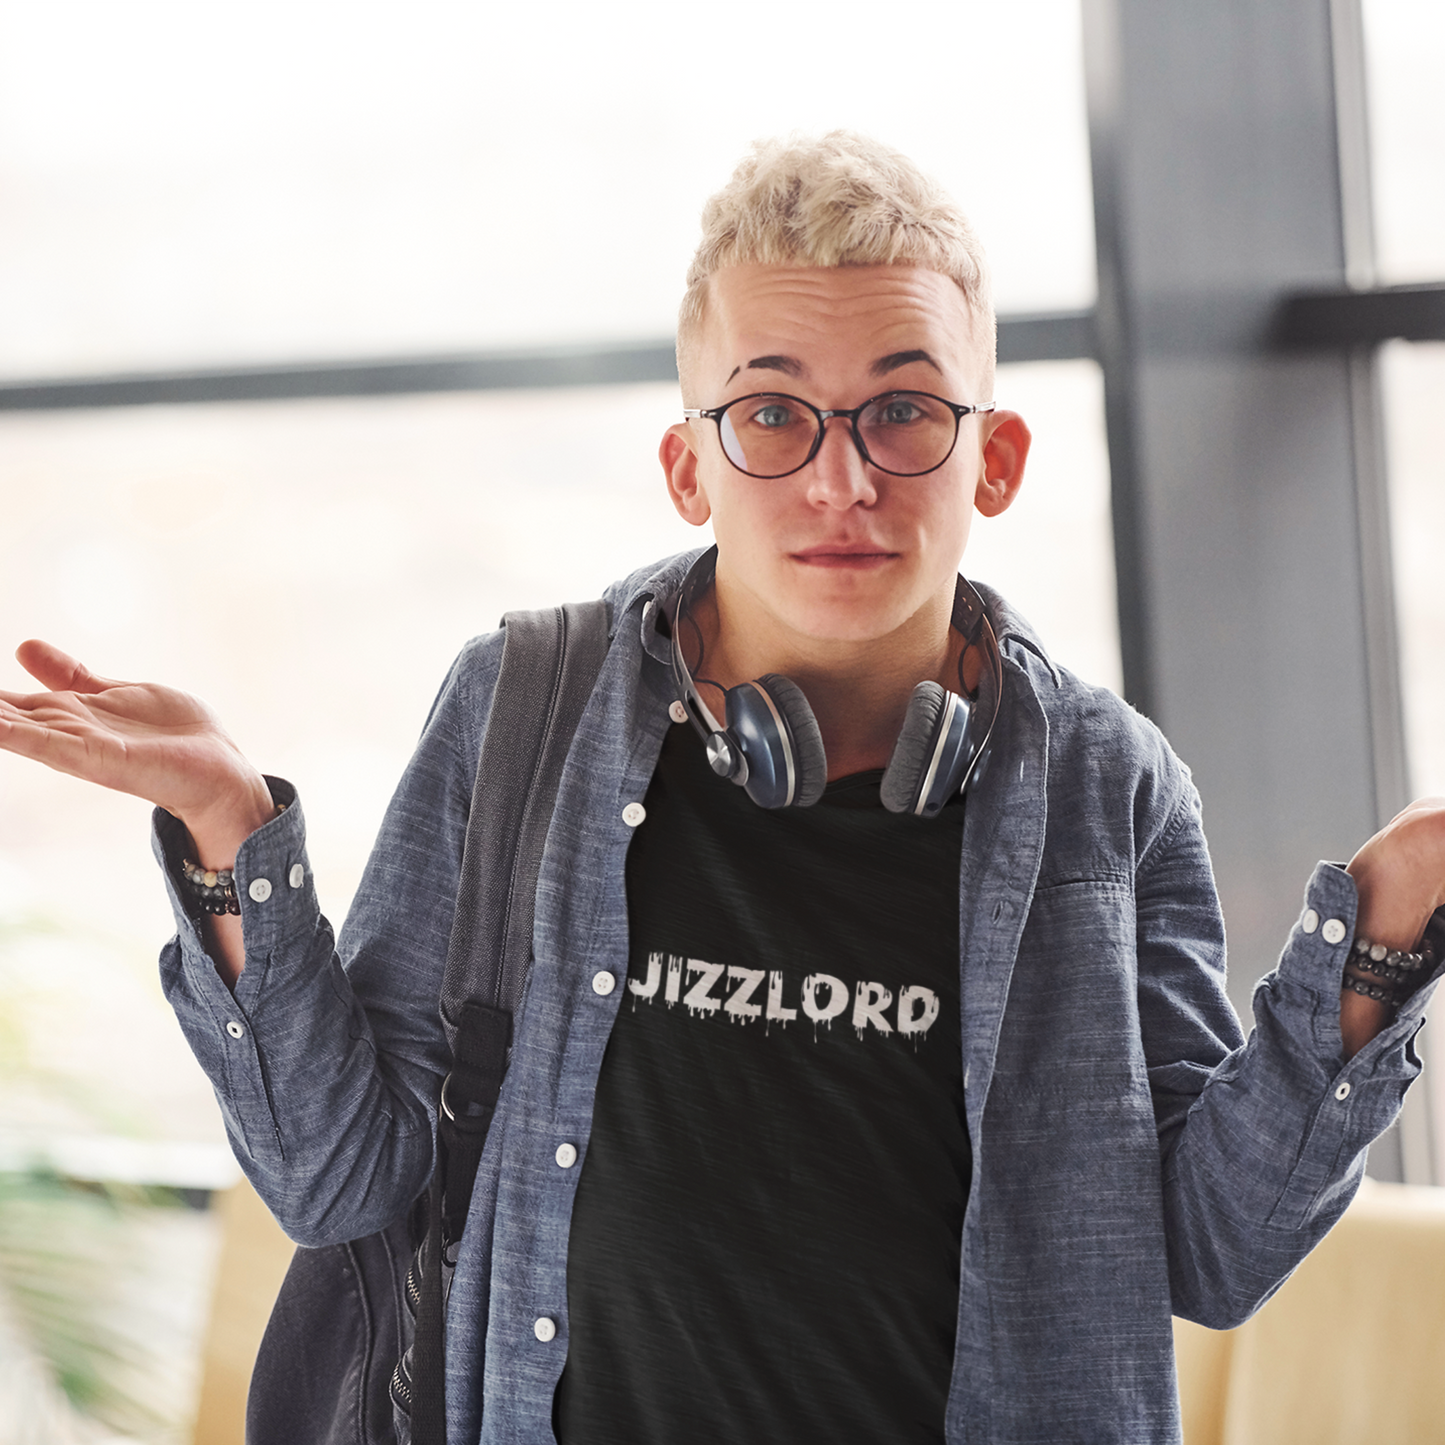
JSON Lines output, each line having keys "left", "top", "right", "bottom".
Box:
{"left": 15, "top": 639, "right": 123, "bottom": 695}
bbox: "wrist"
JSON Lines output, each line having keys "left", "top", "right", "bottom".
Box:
{"left": 1340, "top": 988, "right": 1392, "bottom": 1059}
{"left": 181, "top": 773, "right": 280, "bottom": 869}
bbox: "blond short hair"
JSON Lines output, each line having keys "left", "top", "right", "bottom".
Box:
{"left": 677, "top": 131, "right": 995, "bottom": 400}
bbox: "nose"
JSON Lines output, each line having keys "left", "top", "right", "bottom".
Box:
{"left": 804, "top": 415, "right": 878, "bottom": 509}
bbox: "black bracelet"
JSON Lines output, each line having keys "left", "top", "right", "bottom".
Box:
{"left": 1342, "top": 934, "right": 1436, "bottom": 1011}
{"left": 181, "top": 859, "right": 240, "bottom": 916}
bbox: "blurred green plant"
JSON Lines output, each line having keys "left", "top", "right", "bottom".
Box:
{"left": 0, "top": 907, "right": 206, "bottom": 1442}
{"left": 0, "top": 1169, "right": 177, "bottom": 1438}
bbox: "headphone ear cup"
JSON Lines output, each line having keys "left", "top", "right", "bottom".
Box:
{"left": 753, "top": 674, "right": 828, "bottom": 807}
{"left": 880, "top": 682, "right": 949, "bottom": 815}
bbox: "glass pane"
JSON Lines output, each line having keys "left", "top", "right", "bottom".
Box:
{"left": 0, "top": 0, "right": 1094, "bottom": 377}
{"left": 0, "top": 384, "right": 699, "bottom": 969}
{"left": 1363, "top": 0, "right": 1445, "bottom": 283}
{"left": 1358, "top": 1, "right": 1445, "bottom": 1185}
{"left": 1385, "top": 342, "right": 1445, "bottom": 797}
{"left": 967, "top": 359, "right": 1120, "bottom": 694}
{"left": 1380, "top": 339, "right": 1445, "bottom": 1181}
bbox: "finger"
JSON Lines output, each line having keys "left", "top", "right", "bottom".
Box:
{"left": 14, "top": 639, "right": 123, "bottom": 695}
{"left": 0, "top": 705, "right": 96, "bottom": 779}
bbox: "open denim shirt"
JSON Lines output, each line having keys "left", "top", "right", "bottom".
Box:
{"left": 154, "top": 550, "right": 1439, "bottom": 1445}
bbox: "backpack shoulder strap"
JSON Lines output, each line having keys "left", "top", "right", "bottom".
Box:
{"left": 440, "top": 598, "right": 612, "bottom": 1047}
{"left": 406, "top": 597, "right": 610, "bottom": 1445}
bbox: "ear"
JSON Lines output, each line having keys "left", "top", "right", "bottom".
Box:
{"left": 974, "top": 410, "right": 1031, "bottom": 518}
{"left": 661, "top": 422, "right": 712, "bottom": 526}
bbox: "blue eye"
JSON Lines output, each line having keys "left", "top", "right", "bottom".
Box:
{"left": 878, "top": 398, "right": 923, "bottom": 425}
{"left": 753, "top": 403, "right": 794, "bottom": 428}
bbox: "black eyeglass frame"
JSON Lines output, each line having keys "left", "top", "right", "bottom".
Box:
{"left": 682, "top": 390, "right": 997, "bottom": 479}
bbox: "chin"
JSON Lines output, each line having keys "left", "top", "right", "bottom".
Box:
{"left": 781, "top": 567, "right": 921, "bottom": 627}
{"left": 781, "top": 597, "right": 912, "bottom": 647}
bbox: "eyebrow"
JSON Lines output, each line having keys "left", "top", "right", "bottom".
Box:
{"left": 727, "top": 355, "right": 805, "bottom": 384}
{"left": 871, "top": 349, "right": 942, "bottom": 376}
{"left": 724, "top": 349, "right": 941, "bottom": 386}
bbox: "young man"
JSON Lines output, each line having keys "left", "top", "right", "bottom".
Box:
{"left": 1, "top": 133, "right": 1443, "bottom": 1444}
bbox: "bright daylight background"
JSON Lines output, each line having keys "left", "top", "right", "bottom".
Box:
{"left": 0, "top": 1, "right": 1440, "bottom": 1440}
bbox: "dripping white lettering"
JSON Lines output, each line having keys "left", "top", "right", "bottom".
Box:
{"left": 628, "top": 953, "right": 662, "bottom": 1002}
{"left": 766, "top": 971, "right": 797, "bottom": 1025}
{"left": 625, "top": 952, "right": 939, "bottom": 1044}
{"left": 724, "top": 966, "right": 765, "bottom": 1020}
{"left": 683, "top": 959, "right": 726, "bottom": 1015}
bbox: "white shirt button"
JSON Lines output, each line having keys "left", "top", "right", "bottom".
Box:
{"left": 555, "top": 1143, "right": 578, "bottom": 1169}
{"left": 534, "top": 1316, "right": 557, "bottom": 1343}
{"left": 289, "top": 864, "right": 305, "bottom": 889}
{"left": 1301, "top": 908, "right": 1319, "bottom": 934}
{"left": 225, "top": 1020, "right": 245, "bottom": 1039}
{"left": 622, "top": 802, "right": 646, "bottom": 828}
{"left": 669, "top": 700, "right": 689, "bottom": 725}
{"left": 248, "top": 877, "right": 273, "bottom": 903}
{"left": 1334, "top": 1081, "right": 1352, "bottom": 1101}
{"left": 592, "top": 971, "right": 616, "bottom": 996}
{"left": 1321, "top": 918, "right": 1348, "bottom": 945}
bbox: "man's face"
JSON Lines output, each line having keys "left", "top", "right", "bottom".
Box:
{"left": 661, "top": 264, "right": 1027, "bottom": 656}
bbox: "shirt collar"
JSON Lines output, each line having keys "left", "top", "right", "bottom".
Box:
{"left": 600, "top": 547, "right": 705, "bottom": 666}
{"left": 968, "top": 581, "right": 1062, "bottom": 687}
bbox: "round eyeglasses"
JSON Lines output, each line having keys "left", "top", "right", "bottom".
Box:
{"left": 682, "top": 391, "right": 996, "bottom": 480}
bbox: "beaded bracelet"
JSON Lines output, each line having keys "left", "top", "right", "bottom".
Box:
{"left": 180, "top": 803, "right": 288, "bottom": 916}
{"left": 1341, "top": 934, "right": 1436, "bottom": 1011}
{"left": 181, "top": 860, "right": 240, "bottom": 915}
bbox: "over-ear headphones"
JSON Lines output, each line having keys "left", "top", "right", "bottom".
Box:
{"left": 669, "top": 546, "right": 1003, "bottom": 818}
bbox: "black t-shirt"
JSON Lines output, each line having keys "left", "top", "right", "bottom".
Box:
{"left": 553, "top": 721, "right": 971, "bottom": 1445}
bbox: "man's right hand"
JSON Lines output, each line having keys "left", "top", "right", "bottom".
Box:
{"left": 0, "top": 640, "right": 276, "bottom": 865}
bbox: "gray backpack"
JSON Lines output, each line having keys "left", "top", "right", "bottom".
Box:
{"left": 246, "top": 600, "right": 611, "bottom": 1445}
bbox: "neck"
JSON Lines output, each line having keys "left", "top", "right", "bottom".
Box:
{"left": 691, "top": 582, "right": 965, "bottom": 781}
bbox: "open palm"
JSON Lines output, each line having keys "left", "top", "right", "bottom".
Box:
{"left": 0, "top": 640, "right": 259, "bottom": 824}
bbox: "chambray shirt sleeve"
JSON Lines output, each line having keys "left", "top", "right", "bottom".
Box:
{"left": 1138, "top": 788, "right": 1442, "bottom": 1328}
{"left": 152, "top": 633, "right": 502, "bottom": 1246}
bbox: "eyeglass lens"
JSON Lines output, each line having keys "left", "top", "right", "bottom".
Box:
{"left": 717, "top": 393, "right": 960, "bottom": 478}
